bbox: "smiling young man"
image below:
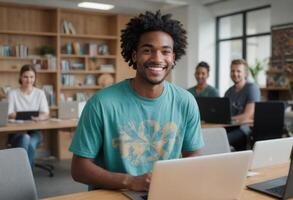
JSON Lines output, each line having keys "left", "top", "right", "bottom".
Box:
{"left": 69, "top": 11, "right": 204, "bottom": 192}
{"left": 224, "top": 59, "right": 260, "bottom": 151}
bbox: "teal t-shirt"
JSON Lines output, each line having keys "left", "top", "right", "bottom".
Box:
{"left": 70, "top": 79, "right": 204, "bottom": 177}
{"left": 187, "top": 85, "right": 219, "bottom": 98}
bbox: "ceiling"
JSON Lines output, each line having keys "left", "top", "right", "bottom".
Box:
{"left": 0, "top": 0, "right": 232, "bottom": 14}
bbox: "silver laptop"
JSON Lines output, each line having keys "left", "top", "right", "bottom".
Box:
{"left": 123, "top": 151, "right": 252, "bottom": 200}
{"left": 58, "top": 101, "right": 79, "bottom": 119}
{"left": 0, "top": 101, "right": 8, "bottom": 127}
{"left": 250, "top": 137, "right": 293, "bottom": 170}
{"left": 0, "top": 148, "right": 38, "bottom": 200}
{"left": 247, "top": 147, "right": 293, "bottom": 199}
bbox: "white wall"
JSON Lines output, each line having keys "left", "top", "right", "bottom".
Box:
{"left": 170, "top": 0, "right": 293, "bottom": 91}
{"left": 271, "top": 0, "right": 293, "bottom": 26}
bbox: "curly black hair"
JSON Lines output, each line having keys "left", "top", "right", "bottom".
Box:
{"left": 121, "top": 10, "right": 187, "bottom": 69}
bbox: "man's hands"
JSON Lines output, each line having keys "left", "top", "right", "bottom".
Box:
{"left": 124, "top": 173, "right": 152, "bottom": 192}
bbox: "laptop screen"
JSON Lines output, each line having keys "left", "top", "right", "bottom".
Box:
{"left": 196, "top": 97, "right": 232, "bottom": 124}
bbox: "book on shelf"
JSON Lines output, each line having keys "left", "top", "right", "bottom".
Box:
{"left": 100, "top": 64, "right": 115, "bottom": 73}
{"left": 0, "top": 45, "right": 13, "bottom": 57}
{"left": 85, "top": 43, "right": 98, "bottom": 56}
{"left": 70, "top": 62, "right": 85, "bottom": 70}
{"left": 46, "top": 55, "right": 57, "bottom": 71}
{"left": 61, "top": 60, "right": 70, "bottom": 72}
{"left": 67, "top": 21, "right": 76, "bottom": 35}
{"left": 62, "top": 74, "right": 75, "bottom": 86}
{"left": 62, "top": 20, "right": 76, "bottom": 35}
{"left": 15, "top": 44, "right": 28, "bottom": 58}
{"left": 42, "top": 85, "right": 56, "bottom": 106}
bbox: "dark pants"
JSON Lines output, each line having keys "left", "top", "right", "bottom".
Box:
{"left": 226, "top": 125, "right": 251, "bottom": 151}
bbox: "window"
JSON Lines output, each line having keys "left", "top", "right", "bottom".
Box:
{"left": 216, "top": 6, "right": 271, "bottom": 95}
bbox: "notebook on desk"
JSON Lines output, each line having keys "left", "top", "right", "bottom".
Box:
{"left": 196, "top": 97, "right": 235, "bottom": 124}
{"left": 123, "top": 151, "right": 252, "bottom": 200}
{"left": 0, "top": 101, "right": 8, "bottom": 127}
{"left": 15, "top": 111, "right": 39, "bottom": 120}
{"left": 247, "top": 146, "right": 293, "bottom": 199}
{"left": 250, "top": 137, "right": 293, "bottom": 170}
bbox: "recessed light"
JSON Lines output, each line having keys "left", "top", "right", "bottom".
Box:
{"left": 78, "top": 2, "right": 114, "bottom": 10}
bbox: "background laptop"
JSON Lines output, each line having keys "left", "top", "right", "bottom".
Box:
{"left": 15, "top": 111, "right": 39, "bottom": 120}
{"left": 250, "top": 137, "right": 293, "bottom": 170}
{"left": 124, "top": 151, "right": 252, "bottom": 200}
{"left": 247, "top": 147, "right": 293, "bottom": 199}
{"left": 0, "top": 101, "right": 8, "bottom": 127}
{"left": 58, "top": 101, "right": 79, "bottom": 119}
{"left": 196, "top": 97, "right": 233, "bottom": 124}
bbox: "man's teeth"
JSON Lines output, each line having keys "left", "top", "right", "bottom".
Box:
{"left": 148, "top": 67, "right": 164, "bottom": 71}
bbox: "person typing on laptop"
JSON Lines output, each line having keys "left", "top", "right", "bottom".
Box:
{"left": 69, "top": 10, "right": 204, "bottom": 192}
{"left": 224, "top": 59, "right": 260, "bottom": 151}
{"left": 7, "top": 64, "right": 49, "bottom": 167}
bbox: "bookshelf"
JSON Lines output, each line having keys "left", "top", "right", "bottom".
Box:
{"left": 0, "top": 3, "right": 135, "bottom": 159}
{"left": 0, "top": 3, "right": 133, "bottom": 110}
{"left": 263, "top": 23, "right": 293, "bottom": 100}
{"left": 59, "top": 9, "right": 118, "bottom": 102}
{"left": 0, "top": 4, "right": 58, "bottom": 114}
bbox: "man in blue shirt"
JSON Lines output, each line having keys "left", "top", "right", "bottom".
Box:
{"left": 69, "top": 10, "right": 204, "bottom": 192}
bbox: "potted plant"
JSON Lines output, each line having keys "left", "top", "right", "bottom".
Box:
{"left": 39, "top": 45, "right": 55, "bottom": 56}
{"left": 248, "top": 59, "right": 267, "bottom": 84}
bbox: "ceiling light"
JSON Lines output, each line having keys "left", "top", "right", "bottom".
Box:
{"left": 78, "top": 2, "right": 114, "bottom": 10}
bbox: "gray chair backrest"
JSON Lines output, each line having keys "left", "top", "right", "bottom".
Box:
{"left": 201, "top": 128, "right": 231, "bottom": 155}
{"left": 0, "top": 148, "right": 38, "bottom": 200}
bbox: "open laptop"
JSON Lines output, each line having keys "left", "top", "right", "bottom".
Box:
{"left": 58, "top": 101, "right": 79, "bottom": 119}
{"left": 250, "top": 137, "right": 293, "bottom": 170}
{"left": 0, "top": 148, "right": 38, "bottom": 200}
{"left": 247, "top": 146, "right": 293, "bottom": 199}
{"left": 196, "top": 97, "right": 234, "bottom": 124}
{"left": 0, "top": 101, "right": 8, "bottom": 126}
{"left": 15, "top": 111, "right": 39, "bottom": 120}
{"left": 123, "top": 151, "right": 252, "bottom": 200}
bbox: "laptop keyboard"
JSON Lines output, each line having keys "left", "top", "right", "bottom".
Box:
{"left": 267, "top": 185, "right": 285, "bottom": 195}
{"left": 141, "top": 194, "right": 148, "bottom": 200}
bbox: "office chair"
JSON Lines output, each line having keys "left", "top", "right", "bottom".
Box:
{"left": 35, "top": 158, "right": 54, "bottom": 177}
{"left": 0, "top": 148, "right": 38, "bottom": 200}
{"left": 7, "top": 135, "right": 54, "bottom": 177}
{"left": 201, "top": 128, "right": 231, "bottom": 155}
{"left": 250, "top": 101, "right": 287, "bottom": 146}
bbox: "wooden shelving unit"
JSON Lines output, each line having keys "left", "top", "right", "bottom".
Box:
{"left": 0, "top": 3, "right": 135, "bottom": 159}
{"left": 0, "top": 2, "right": 133, "bottom": 108}
{"left": 262, "top": 23, "right": 293, "bottom": 100}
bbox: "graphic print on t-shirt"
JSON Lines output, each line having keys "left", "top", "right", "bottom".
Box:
{"left": 112, "top": 120, "right": 181, "bottom": 166}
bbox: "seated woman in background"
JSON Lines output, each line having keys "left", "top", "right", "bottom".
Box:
{"left": 187, "top": 61, "right": 219, "bottom": 97}
{"left": 8, "top": 64, "right": 49, "bottom": 167}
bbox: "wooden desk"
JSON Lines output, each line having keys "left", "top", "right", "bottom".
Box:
{"left": 0, "top": 119, "right": 77, "bottom": 134}
{"left": 0, "top": 119, "right": 78, "bottom": 159}
{"left": 43, "top": 163, "right": 291, "bottom": 200}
